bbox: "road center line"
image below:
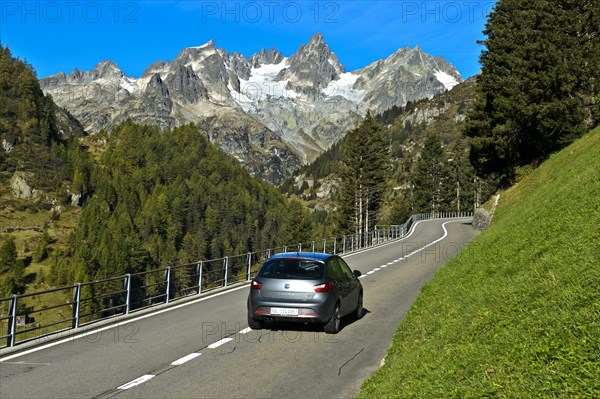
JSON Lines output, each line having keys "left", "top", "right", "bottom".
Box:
{"left": 207, "top": 338, "right": 233, "bottom": 349}
{"left": 0, "top": 285, "right": 248, "bottom": 362}
{"left": 1, "top": 217, "right": 470, "bottom": 362}
{"left": 117, "top": 374, "right": 155, "bottom": 390}
{"left": 359, "top": 220, "right": 463, "bottom": 280}
{"left": 171, "top": 353, "right": 201, "bottom": 366}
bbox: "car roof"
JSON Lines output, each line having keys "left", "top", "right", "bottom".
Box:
{"left": 268, "top": 252, "right": 334, "bottom": 262}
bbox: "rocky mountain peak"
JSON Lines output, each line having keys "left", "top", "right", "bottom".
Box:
{"left": 174, "top": 41, "right": 219, "bottom": 69}
{"left": 277, "top": 32, "right": 345, "bottom": 98}
{"left": 91, "top": 60, "right": 123, "bottom": 79}
{"left": 146, "top": 73, "right": 169, "bottom": 97}
{"left": 141, "top": 60, "right": 170, "bottom": 79}
{"left": 163, "top": 65, "right": 208, "bottom": 104}
{"left": 68, "top": 68, "right": 81, "bottom": 80}
{"left": 40, "top": 34, "right": 464, "bottom": 184}
{"left": 249, "top": 47, "right": 285, "bottom": 67}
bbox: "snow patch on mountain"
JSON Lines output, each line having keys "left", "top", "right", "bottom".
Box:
{"left": 322, "top": 72, "right": 364, "bottom": 102}
{"left": 120, "top": 76, "right": 137, "bottom": 93}
{"left": 434, "top": 70, "right": 459, "bottom": 91}
{"left": 232, "top": 58, "right": 299, "bottom": 111}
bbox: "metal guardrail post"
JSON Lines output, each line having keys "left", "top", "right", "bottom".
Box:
{"left": 283, "top": 246, "right": 287, "bottom": 253}
{"left": 7, "top": 295, "right": 18, "bottom": 347}
{"left": 311, "top": 241, "right": 315, "bottom": 252}
{"left": 246, "top": 253, "right": 252, "bottom": 281}
{"left": 224, "top": 257, "right": 229, "bottom": 287}
{"left": 342, "top": 236, "right": 346, "bottom": 254}
{"left": 125, "top": 274, "right": 131, "bottom": 314}
{"left": 197, "top": 261, "right": 203, "bottom": 294}
{"left": 333, "top": 238, "right": 337, "bottom": 254}
{"left": 165, "top": 267, "right": 171, "bottom": 304}
{"left": 72, "top": 283, "right": 81, "bottom": 329}
{"left": 298, "top": 243, "right": 302, "bottom": 252}
{"left": 322, "top": 239, "right": 326, "bottom": 253}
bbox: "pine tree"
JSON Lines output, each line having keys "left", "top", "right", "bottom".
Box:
{"left": 336, "top": 112, "right": 391, "bottom": 241}
{"left": 411, "top": 132, "right": 448, "bottom": 214}
{"left": 0, "top": 236, "right": 25, "bottom": 296}
{"left": 447, "top": 138, "right": 476, "bottom": 213}
{"left": 465, "top": 0, "right": 600, "bottom": 184}
{"left": 280, "top": 200, "right": 313, "bottom": 245}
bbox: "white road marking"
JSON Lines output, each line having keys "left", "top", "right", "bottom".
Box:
{"left": 207, "top": 338, "right": 233, "bottom": 349}
{"left": 358, "top": 220, "right": 464, "bottom": 280}
{"left": 1, "top": 217, "right": 471, "bottom": 362}
{"left": 238, "top": 327, "right": 253, "bottom": 334}
{"left": 170, "top": 353, "right": 201, "bottom": 366}
{"left": 0, "top": 285, "right": 248, "bottom": 362}
{"left": 343, "top": 219, "right": 432, "bottom": 258}
{"left": 2, "top": 361, "right": 52, "bottom": 365}
{"left": 117, "top": 375, "right": 155, "bottom": 390}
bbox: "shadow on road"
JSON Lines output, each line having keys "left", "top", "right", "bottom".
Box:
{"left": 261, "top": 308, "right": 371, "bottom": 334}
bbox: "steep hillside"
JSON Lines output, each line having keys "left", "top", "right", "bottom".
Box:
{"left": 0, "top": 44, "right": 87, "bottom": 297}
{"left": 0, "top": 45, "right": 84, "bottom": 195}
{"left": 359, "top": 127, "right": 600, "bottom": 397}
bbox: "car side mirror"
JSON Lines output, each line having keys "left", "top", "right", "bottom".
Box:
{"left": 353, "top": 270, "right": 362, "bottom": 278}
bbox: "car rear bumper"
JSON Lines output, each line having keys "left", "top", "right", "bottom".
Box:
{"left": 248, "top": 299, "right": 335, "bottom": 324}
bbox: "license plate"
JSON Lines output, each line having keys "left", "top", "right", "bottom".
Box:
{"left": 271, "top": 307, "right": 299, "bottom": 316}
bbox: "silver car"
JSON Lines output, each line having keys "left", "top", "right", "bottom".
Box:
{"left": 247, "top": 252, "right": 363, "bottom": 334}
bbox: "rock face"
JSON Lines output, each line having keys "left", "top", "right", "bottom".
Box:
{"left": 276, "top": 33, "right": 345, "bottom": 98}
{"left": 355, "top": 46, "right": 463, "bottom": 111}
{"left": 40, "top": 33, "right": 463, "bottom": 183}
{"left": 11, "top": 172, "right": 36, "bottom": 199}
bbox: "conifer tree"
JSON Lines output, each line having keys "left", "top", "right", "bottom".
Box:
{"left": 336, "top": 112, "right": 391, "bottom": 242}
{"left": 411, "top": 132, "right": 447, "bottom": 214}
{"left": 447, "top": 138, "right": 476, "bottom": 213}
{"left": 465, "top": 0, "right": 600, "bottom": 183}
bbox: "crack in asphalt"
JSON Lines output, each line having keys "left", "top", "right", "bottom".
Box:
{"left": 220, "top": 345, "right": 237, "bottom": 355}
{"left": 338, "top": 348, "right": 365, "bottom": 376}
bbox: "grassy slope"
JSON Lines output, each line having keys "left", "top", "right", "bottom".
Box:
{"left": 359, "top": 127, "right": 599, "bottom": 398}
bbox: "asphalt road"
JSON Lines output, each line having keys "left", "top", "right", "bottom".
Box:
{"left": 0, "top": 218, "right": 477, "bottom": 399}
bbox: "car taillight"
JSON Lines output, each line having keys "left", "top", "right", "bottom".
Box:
{"left": 251, "top": 280, "right": 263, "bottom": 290}
{"left": 314, "top": 282, "right": 333, "bottom": 293}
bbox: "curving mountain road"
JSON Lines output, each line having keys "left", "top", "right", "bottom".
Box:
{"left": 0, "top": 218, "right": 477, "bottom": 399}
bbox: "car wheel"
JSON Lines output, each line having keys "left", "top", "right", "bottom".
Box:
{"left": 355, "top": 291, "right": 363, "bottom": 320}
{"left": 324, "top": 303, "right": 341, "bottom": 334}
{"left": 248, "top": 314, "right": 263, "bottom": 330}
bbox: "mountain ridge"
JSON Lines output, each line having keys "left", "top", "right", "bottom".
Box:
{"left": 40, "top": 33, "right": 463, "bottom": 183}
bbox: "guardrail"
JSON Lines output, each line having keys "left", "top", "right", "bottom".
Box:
{"left": 0, "top": 211, "right": 471, "bottom": 348}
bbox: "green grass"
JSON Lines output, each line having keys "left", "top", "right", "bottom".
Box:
{"left": 358, "top": 128, "right": 600, "bottom": 398}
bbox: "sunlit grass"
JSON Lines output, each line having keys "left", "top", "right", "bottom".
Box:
{"left": 358, "top": 127, "right": 600, "bottom": 398}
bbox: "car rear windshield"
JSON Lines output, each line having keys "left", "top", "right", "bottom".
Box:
{"left": 257, "top": 258, "right": 324, "bottom": 280}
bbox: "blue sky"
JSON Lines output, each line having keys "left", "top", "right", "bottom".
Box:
{"left": 1, "top": 1, "right": 496, "bottom": 79}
